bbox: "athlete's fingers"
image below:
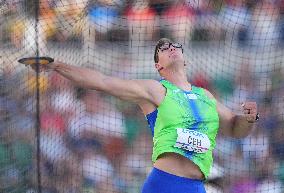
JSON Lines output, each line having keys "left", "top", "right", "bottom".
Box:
{"left": 243, "top": 109, "right": 250, "bottom": 114}
{"left": 242, "top": 102, "right": 257, "bottom": 109}
{"left": 242, "top": 102, "right": 258, "bottom": 122}
{"left": 245, "top": 114, "right": 257, "bottom": 123}
{"left": 242, "top": 102, "right": 257, "bottom": 112}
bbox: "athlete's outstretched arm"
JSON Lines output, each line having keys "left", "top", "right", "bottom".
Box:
{"left": 204, "top": 90, "right": 258, "bottom": 138}
{"left": 44, "top": 62, "right": 161, "bottom": 104}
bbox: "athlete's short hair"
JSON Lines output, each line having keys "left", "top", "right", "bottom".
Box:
{"left": 154, "top": 38, "right": 172, "bottom": 63}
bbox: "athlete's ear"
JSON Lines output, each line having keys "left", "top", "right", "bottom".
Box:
{"left": 155, "top": 63, "right": 164, "bottom": 71}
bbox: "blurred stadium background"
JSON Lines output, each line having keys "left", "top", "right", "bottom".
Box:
{"left": 1, "top": 0, "right": 284, "bottom": 192}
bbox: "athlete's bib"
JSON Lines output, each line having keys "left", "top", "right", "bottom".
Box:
{"left": 174, "top": 128, "right": 211, "bottom": 153}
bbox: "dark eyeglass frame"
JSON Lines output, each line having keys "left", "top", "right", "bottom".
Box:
{"left": 158, "top": 42, "right": 183, "bottom": 52}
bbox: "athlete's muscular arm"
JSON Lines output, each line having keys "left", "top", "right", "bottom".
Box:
{"left": 204, "top": 90, "right": 257, "bottom": 138}
{"left": 44, "top": 62, "right": 162, "bottom": 106}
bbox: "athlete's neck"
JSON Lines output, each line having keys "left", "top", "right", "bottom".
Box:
{"left": 163, "top": 70, "right": 191, "bottom": 92}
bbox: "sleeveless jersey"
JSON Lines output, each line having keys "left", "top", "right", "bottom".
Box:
{"left": 146, "top": 79, "right": 219, "bottom": 178}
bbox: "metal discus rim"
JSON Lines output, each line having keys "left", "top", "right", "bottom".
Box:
{"left": 18, "top": 56, "right": 54, "bottom": 65}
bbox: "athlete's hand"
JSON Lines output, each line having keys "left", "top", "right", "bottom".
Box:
{"left": 241, "top": 102, "right": 259, "bottom": 123}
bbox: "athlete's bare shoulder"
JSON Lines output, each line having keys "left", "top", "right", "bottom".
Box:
{"left": 136, "top": 79, "right": 166, "bottom": 114}
{"left": 203, "top": 89, "right": 215, "bottom": 100}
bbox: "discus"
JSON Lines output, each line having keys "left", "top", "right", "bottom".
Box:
{"left": 18, "top": 56, "right": 54, "bottom": 66}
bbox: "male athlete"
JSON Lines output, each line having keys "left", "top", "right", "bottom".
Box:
{"left": 27, "top": 38, "right": 258, "bottom": 193}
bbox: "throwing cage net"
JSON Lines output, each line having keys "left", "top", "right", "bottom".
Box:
{"left": 0, "top": 0, "right": 284, "bottom": 192}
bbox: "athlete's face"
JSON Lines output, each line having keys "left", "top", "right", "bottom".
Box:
{"left": 155, "top": 42, "right": 184, "bottom": 71}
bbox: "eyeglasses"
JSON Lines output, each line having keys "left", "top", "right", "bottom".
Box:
{"left": 158, "top": 42, "right": 183, "bottom": 52}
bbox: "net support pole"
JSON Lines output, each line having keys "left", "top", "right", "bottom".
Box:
{"left": 34, "top": 0, "right": 42, "bottom": 192}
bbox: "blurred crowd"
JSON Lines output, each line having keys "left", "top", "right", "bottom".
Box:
{"left": 1, "top": 0, "right": 284, "bottom": 193}
{"left": 1, "top": 0, "right": 284, "bottom": 48}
